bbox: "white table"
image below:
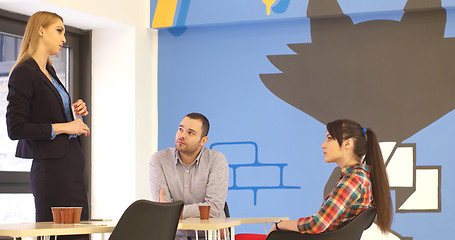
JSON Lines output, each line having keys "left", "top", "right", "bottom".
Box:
{"left": 231, "top": 217, "right": 289, "bottom": 234}
{"left": 0, "top": 217, "right": 289, "bottom": 240}
{"left": 179, "top": 218, "right": 241, "bottom": 240}
{"left": 0, "top": 221, "right": 115, "bottom": 240}
{"left": 178, "top": 217, "right": 289, "bottom": 240}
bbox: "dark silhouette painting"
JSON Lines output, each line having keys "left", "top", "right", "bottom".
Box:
{"left": 260, "top": 0, "right": 455, "bottom": 143}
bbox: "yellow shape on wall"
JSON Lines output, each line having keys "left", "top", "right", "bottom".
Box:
{"left": 152, "top": 0, "right": 179, "bottom": 28}
{"left": 262, "top": 0, "right": 277, "bottom": 15}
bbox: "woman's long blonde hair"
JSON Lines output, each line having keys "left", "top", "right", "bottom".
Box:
{"left": 10, "top": 11, "right": 63, "bottom": 74}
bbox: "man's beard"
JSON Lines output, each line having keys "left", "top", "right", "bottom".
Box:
{"left": 175, "top": 139, "right": 200, "bottom": 154}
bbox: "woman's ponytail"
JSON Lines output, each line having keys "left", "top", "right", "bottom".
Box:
{"left": 364, "top": 129, "right": 393, "bottom": 233}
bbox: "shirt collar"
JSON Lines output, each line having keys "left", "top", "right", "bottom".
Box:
{"left": 340, "top": 162, "right": 370, "bottom": 177}
{"left": 174, "top": 147, "right": 204, "bottom": 166}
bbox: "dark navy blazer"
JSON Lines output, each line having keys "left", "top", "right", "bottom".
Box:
{"left": 6, "top": 58, "right": 74, "bottom": 159}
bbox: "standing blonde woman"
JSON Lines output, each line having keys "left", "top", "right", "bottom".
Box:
{"left": 6, "top": 11, "right": 89, "bottom": 239}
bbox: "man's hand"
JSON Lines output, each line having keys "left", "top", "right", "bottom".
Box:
{"left": 159, "top": 189, "right": 167, "bottom": 203}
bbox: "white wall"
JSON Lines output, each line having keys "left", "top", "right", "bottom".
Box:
{"left": 0, "top": 0, "right": 158, "bottom": 220}
{"left": 91, "top": 27, "right": 137, "bottom": 219}
{"left": 134, "top": 28, "right": 158, "bottom": 201}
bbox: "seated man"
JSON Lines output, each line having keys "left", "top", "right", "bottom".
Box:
{"left": 149, "top": 113, "right": 229, "bottom": 240}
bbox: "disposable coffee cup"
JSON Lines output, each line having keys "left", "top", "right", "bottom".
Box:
{"left": 51, "top": 207, "right": 83, "bottom": 224}
{"left": 51, "top": 207, "right": 61, "bottom": 223}
{"left": 198, "top": 205, "right": 210, "bottom": 220}
{"left": 73, "top": 207, "right": 82, "bottom": 223}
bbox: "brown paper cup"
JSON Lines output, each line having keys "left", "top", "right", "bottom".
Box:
{"left": 199, "top": 205, "right": 210, "bottom": 220}
{"left": 73, "top": 207, "right": 82, "bottom": 223}
{"left": 51, "top": 207, "right": 83, "bottom": 224}
{"left": 51, "top": 207, "right": 61, "bottom": 223}
{"left": 60, "top": 208, "right": 74, "bottom": 224}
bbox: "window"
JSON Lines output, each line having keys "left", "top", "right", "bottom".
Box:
{"left": 0, "top": 32, "right": 27, "bottom": 172}
{"left": 0, "top": 9, "right": 91, "bottom": 223}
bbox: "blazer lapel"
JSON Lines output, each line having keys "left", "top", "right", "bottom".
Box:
{"left": 47, "top": 65, "right": 74, "bottom": 118}
{"left": 28, "top": 59, "right": 67, "bottom": 116}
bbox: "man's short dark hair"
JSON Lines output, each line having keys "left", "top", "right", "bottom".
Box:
{"left": 185, "top": 113, "right": 210, "bottom": 137}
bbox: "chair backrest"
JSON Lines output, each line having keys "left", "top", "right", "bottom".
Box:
{"left": 224, "top": 201, "right": 230, "bottom": 218}
{"left": 109, "top": 200, "right": 183, "bottom": 240}
{"left": 266, "top": 208, "right": 377, "bottom": 240}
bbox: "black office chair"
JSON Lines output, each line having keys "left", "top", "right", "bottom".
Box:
{"left": 266, "top": 208, "right": 377, "bottom": 240}
{"left": 224, "top": 201, "right": 230, "bottom": 217}
{"left": 108, "top": 200, "right": 183, "bottom": 240}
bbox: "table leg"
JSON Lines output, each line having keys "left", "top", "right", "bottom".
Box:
{"left": 230, "top": 227, "right": 235, "bottom": 240}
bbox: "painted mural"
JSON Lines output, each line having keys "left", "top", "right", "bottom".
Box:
{"left": 151, "top": 0, "right": 455, "bottom": 239}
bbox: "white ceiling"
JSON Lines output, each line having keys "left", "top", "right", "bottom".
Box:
{"left": 0, "top": 0, "right": 121, "bottom": 30}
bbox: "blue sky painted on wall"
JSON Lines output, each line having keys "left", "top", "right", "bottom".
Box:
{"left": 154, "top": 0, "right": 455, "bottom": 239}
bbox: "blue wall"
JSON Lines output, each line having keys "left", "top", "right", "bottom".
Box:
{"left": 157, "top": 19, "right": 327, "bottom": 233}
{"left": 154, "top": 0, "right": 455, "bottom": 239}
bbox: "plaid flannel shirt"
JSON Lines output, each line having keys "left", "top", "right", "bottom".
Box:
{"left": 297, "top": 163, "right": 374, "bottom": 234}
